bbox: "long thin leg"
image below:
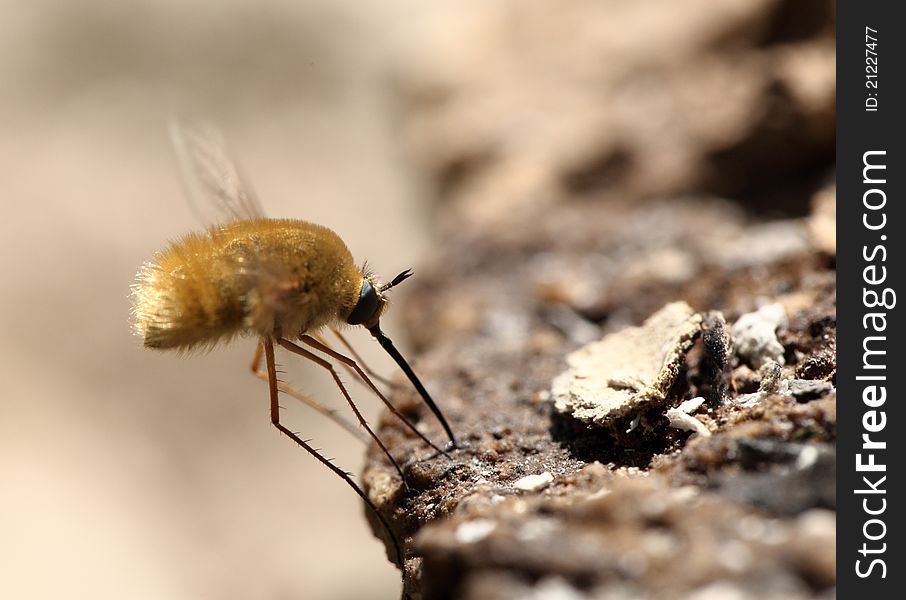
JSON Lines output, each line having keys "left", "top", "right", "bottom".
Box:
{"left": 275, "top": 338, "right": 409, "bottom": 485}
{"left": 327, "top": 328, "right": 399, "bottom": 389}
{"left": 250, "top": 343, "right": 368, "bottom": 444}
{"left": 313, "top": 333, "right": 365, "bottom": 389}
{"left": 299, "top": 335, "right": 447, "bottom": 456}
{"left": 262, "top": 336, "right": 404, "bottom": 567}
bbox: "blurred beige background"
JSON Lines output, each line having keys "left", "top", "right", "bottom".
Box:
{"left": 0, "top": 1, "right": 438, "bottom": 598}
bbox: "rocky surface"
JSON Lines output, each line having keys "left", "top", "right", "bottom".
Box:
{"left": 361, "top": 194, "right": 835, "bottom": 599}
{"left": 362, "top": 1, "right": 836, "bottom": 598}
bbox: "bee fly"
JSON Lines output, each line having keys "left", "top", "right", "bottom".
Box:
{"left": 130, "top": 121, "right": 457, "bottom": 566}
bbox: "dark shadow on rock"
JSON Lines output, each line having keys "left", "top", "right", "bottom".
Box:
{"left": 549, "top": 411, "right": 683, "bottom": 469}
{"left": 713, "top": 440, "right": 836, "bottom": 515}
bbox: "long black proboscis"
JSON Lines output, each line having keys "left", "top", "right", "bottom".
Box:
{"left": 369, "top": 326, "right": 457, "bottom": 446}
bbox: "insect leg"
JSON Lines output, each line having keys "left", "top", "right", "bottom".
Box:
{"left": 299, "top": 335, "right": 448, "bottom": 457}
{"left": 326, "top": 327, "right": 400, "bottom": 389}
{"left": 262, "top": 336, "right": 405, "bottom": 567}
{"left": 250, "top": 342, "right": 367, "bottom": 443}
{"left": 275, "top": 338, "right": 410, "bottom": 486}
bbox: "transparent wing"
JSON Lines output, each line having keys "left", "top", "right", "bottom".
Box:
{"left": 169, "top": 118, "right": 266, "bottom": 225}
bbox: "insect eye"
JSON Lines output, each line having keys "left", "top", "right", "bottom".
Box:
{"left": 347, "top": 279, "right": 380, "bottom": 325}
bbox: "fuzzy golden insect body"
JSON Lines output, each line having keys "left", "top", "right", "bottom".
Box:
{"left": 133, "top": 218, "right": 367, "bottom": 351}
{"left": 131, "top": 121, "right": 457, "bottom": 572}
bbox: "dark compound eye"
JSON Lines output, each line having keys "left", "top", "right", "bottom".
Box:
{"left": 347, "top": 278, "right": 380, "bottom": 325}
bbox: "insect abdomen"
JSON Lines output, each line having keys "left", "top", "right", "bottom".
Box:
{"left": 131, "top": 232, "right": 247, "bottom": 350}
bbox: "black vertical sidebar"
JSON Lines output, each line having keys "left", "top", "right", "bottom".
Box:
{"left": 837, "top": 2, "right": 905, "bottom": 597}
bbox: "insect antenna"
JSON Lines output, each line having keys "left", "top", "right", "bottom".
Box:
{"left": 380, "top": 269, "right": 414, "bottom": 292}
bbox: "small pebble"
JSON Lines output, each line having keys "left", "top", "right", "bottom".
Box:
{"left": 666, "top": 409, "right": 711, "bottom": 437}
{"left": 732, "top": 304, "right": 787, "bottom": 369}
{"left": 795, "top": 445, "right": 819, "bottom": 470}
{"left": 455, "top": 519, "right": 498, "bottom": 544}
{"left": 758, "top": 360, "right": 785, "bottom": 393}
{"left": 788, "top": 379, "right": 834, "bottom": 400}
{"left": 514, "top": 471, "right": 554, "bottom": 491}
{"left": 677, "top": 396, "right": 706, "bottom": 414}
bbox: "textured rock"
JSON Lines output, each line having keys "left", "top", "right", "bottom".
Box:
{"left": 360, "top": 200, "right": 837, "bottom": 599}
{"left": 361, "top": 2, "right": 836, "bottom": 598}
{"left": 551, "top": 302, "right": 702, "bottom": 430}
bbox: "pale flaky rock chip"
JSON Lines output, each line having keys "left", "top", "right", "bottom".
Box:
{"left": 552, "top": 301, "right": 702, "bottom": 428}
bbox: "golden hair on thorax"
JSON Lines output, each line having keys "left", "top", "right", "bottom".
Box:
{"left": 130, "top": 120, "right": 456, "bottom": 570}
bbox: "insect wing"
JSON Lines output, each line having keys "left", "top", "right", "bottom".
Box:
{"left": 169, "top": 118, "right": 267, "bottom": 225}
